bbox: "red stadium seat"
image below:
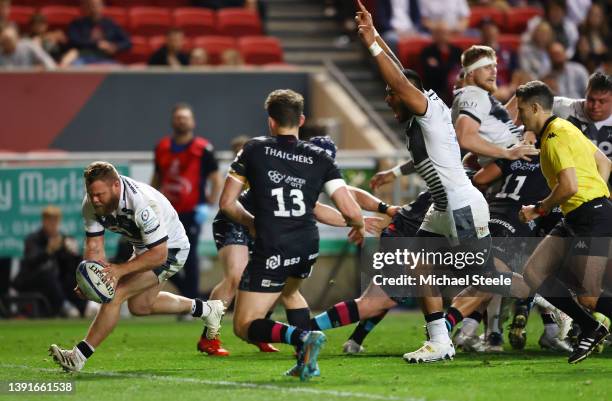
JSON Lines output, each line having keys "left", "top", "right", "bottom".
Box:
{"left": 498, "top": 34, "right": 521, "bottom": 51}
{"left": 102, "top": 6, "right": 128, "bottom": 28}
{"left": 397, "top": 36, "right": 432, "bottom": 74}
{"left": 217, "top": 8, "right": 262, "bottom": 37}
{"left": 154, "top": 0, "right": 191, "bottom": 7}
{"left": 129, "top": 6, "right": 171, "bottom": 36}
{"left": 107, "top": 0, "right": 152, "bottom": 6}
{"left": 468, "top": 7, "right": 505, "bottom": 29}
{"left": 8, "top": 6, "right": 35, "bottom": 31}
{"left": 19, "top": 0, "right": 79, "bottom": 6}
{"left": 192, "top": 35, "right": 237, "bottom": 65}
{"left": 238, "top": 36, "right": 283, "bottom": 65}
{"left": 173, "top": 8, "right": 216, "bottom": 36}
{"left": 504, "top": 6, "right": 542, "bottom": 34}
{"left": 40, "top": 6, "right": 81, "bottom": 31}
{"left": 450, "top": 36, "right": 480, "bottom": 51}
{"left": 116, "top": 36, "right": 152, "bottom": 64}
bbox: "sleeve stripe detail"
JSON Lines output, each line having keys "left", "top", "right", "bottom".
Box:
{"left": 228, "top": 172, "right": 246, "bottom": 183}
{"left": 85, "top": 231, "right": 105, "bottom": 237}
{"left": 459, "top": 110, "right": 481, "bottom": 124}
{"left": 324, "top": 178, "right": 347, "bottom": 197}
{"left": 144, "top": 224, "right": 160, "bottom": 235}
{"left": 146, "top": 236, "right": 168, "bottom": 249}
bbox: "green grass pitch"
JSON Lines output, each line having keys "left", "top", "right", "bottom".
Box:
{"left": 1, "top": 312, "right": 610, "bottom": 401}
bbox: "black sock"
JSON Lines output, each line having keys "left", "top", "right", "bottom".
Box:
{"left": 595, "top": 296, "right": 612, "bottom": 319}
{"left": 310, "top": 300, "right": 360, "bottom": 330}
{"left": 425, "top": 311, "right": 444, "bottom": 323}
{"left": 286, "top": 308, "right": 311, "bottom": 329}
{"left": 247, "top": 319, "right": 306, "bottom": 345}
{"left": 349, "top": 310, "right": 389, "bottom": 345}
{"left": 537, "top": 277, "right": 598, "bottom": 331}
{"left": 467, "top": 311, "right": 483, "bottom": 322}
{"left": 445, "top": 307, "right": 463, "bottom": 332}
{"left": 77, "top": 341, "right": 94, "bottom": 359}
{"left": 541, "top": 313, "right": 555, "bottom": 325}
{"left": 191, "top": 299, "right": 204, "bottom": 318}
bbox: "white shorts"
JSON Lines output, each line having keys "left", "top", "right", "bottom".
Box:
{"left": 154, "top": 247, "right": 190, "bottom": 283}
{"left": 419, "top": 185, "right": 490, "bottom": 242}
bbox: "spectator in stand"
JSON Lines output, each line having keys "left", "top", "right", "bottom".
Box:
{"left": 192, "top": 0, "right": 267, "bottom": 22}
{"left": 189, "top": 47, "right": 208, "bottom": 66}
{"left": 0, "top": 0, "right": 15, "bottom": 30}
{"left": 152, "top": 103, "right": 222, "bottom": 304}
{"left": 64, "top": 0, "right": 131, "bottom": 66}
{"left": 480, "top": 17, "right": 517, "bottom": 87}
{"left": 376, "top": 0, "right": 421, "bottom": 53}
{"left": 148, "top": 28, "right": 189, "bottom": 68}
{"left": 519, "top": 20, "right": 554, "bottom": 79}
{"left": 28, "top": 13, "right": 68, "bottom": 62}
{"left": 565, "top": 0, "right": 591, "bottom": 26}
{"left": 13, "top": 206, "right": 84, "bottom": 317}
{"left": 522, "top": 0, "right": 579, "bottom": 58}
{"left": 0, "top": 25, "right": 56, "bottom": 69}
{"left": 418, "top": 0, "right": 470, "bottom": 34}
{"left": 576, "top": 3, "right": 609, "bottom": 70}
{"left": 543, "top": 41, "right": 589, "bottom": 98}
{"left": 420, "top": 21, "right": 462, "bottom": 104}
{"left": 220, "top": 48, "right": 243, "bottom": 66}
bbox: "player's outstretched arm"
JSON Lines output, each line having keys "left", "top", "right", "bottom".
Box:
{"left": 472, "top": 162, "right": 502, "bottom": 187}
{"left": 103, "top": 242, "right": 169, "bottom": 284}
{"left": 348, "top": 186, "right": 400, "bottom": 217}
{"left": 355, "top": 0, "right": 427, "bottom": 116}
{"left": 370, "top": 161, "right": 415, "bottom": 190}
{"left": 219, "top": 174, "right": 255, "bottom": 232}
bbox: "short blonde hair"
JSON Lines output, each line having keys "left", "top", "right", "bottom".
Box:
{"left": 461, "top": 45, "right": 496, "bottom": 69}
{"left": 83, "top": 161, "right": 119, "bottom": 186}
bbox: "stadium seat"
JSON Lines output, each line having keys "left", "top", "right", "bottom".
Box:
{"left": 450, "top": 36, "right": 480, "bottom": 51}
{"left": 173, "top": 8, "right": 216, "bottom": 36}
{"left": 498, "top": 34, "right": 521, "bottom": 51}
{"left": 102, "top": 6, "right": 128, "bottom": 28}
{"left": 238, "top": 36, "right": 283, "bottom": 65}
{"left": 504, "top": 6, "right": 542, "bottom": 34}
{"left": 128, "top": 6, "right": 171, "bottom": 36}
{"left": 468, "top": 6, "right": 505, "bottom": 29}
{"left": 217, "top": 8, "right": 262, "bottom": 37}
{"left": 397, "top": 36, "right": 431, "bottom": 74}
{"left": 192, "top": 35, "right": 237, "bottom": 65}
{"left": 40, "top": 6, "right": 81, "bottom": 31}
{"left": 8, "top": 6, "right": 35, "bottom": 31}
{"left": 116, "top": 36, "right": 152, "bottom": 64}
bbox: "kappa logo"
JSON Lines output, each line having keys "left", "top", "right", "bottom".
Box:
{"left": 575, "top": 241, "right": 588, "bottom": 250}
{"left": 265, "top": 255, "right": 281, "bottom": 270}
{"left": 268, "top": 170, "right": 286, "bottom": 184}
{"left": 548, "top": 133, "right": 557, "bottom": 139}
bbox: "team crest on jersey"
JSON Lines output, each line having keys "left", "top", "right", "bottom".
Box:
{"left": 265, "top": 255, "right": 281, "bottom": 270}
{"left": 268, "top": 170, "right": 286, "bottom": 184}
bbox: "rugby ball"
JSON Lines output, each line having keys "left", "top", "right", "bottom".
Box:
{"left": 75, "top": 260, "right": 115, "bottom": 304}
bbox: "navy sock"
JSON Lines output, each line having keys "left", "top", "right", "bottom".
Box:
{"left": 310, "top": 300, "right": 360, "bottom": 330}
{"left": 286, "top": 308, "right": 311, "bottom": 329}
{"left": 247, "top": 319, "right": 306, "bottom": 346}
{"left": 537, "top": 277, "right": 598, "bottom": 331}
{"left": 77, "top": 341, "right": 94, "bottom": 359}
{"left": 349, "top": 310, "right": 389, "bottom": 345}
{"left": 595, "top": 295, "right": 612, "bottom": 320}
{"left": 445, "top": 307, "right": 463, "bottom": 332}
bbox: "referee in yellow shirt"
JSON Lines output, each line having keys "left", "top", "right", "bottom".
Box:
{"left": 516, "top": 80, "right": 612, "bottom": 364}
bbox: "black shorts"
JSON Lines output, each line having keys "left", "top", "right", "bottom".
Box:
{"left": 381, "top": 212, "right": 422, "bottom": 238}
{"left": 212, "top": 212, "right": 254, "bottom": 251}
{"left": 238, "top": 231, "right": 319, "bottom": 293}
{"left": 549, "top": 197, "right": 612, "bottom": 256}
{"left": 488, "top": 205, "right": 535, "bottom": 272}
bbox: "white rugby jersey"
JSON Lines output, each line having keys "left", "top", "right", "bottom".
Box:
{"left": 452, "top": 85, "right": 522, "bottom": 165}
{"left": 408, "top": 90, "right": 476, "bottom": 211}
{"left": 553, "top": 96, "right": 612, "bottom": 157}
{"left": 83, "top": 175, "right": 189, "bottom": 254}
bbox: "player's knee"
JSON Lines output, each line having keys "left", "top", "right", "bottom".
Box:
{"left": 127, "top": 301, "right": 152, "bottom": 316}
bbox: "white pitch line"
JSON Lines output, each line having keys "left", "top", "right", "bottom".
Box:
{"left": 1, "top": 364, "right": 441, "bottom": 401}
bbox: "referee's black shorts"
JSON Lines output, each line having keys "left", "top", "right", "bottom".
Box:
{"left": 549, "top": 197, "right": 612, "bottom": 256}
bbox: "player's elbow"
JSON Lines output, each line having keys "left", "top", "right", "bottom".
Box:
{"left": 564, "top": 181, "right": 578, "bottom": 198}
